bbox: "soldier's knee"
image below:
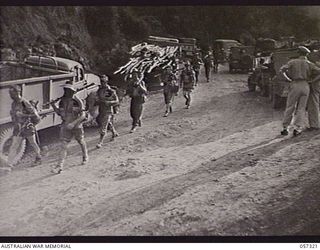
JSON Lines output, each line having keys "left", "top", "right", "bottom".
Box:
{"left": 76, "top": 137, "right": 86, "bottom": 145}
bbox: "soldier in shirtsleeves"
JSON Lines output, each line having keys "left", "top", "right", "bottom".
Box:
{"left": 161, "top": 65, "right": 179, "bottom": 117}
{"left": 180, "top": 61, "right": 196, "bottom": 109}
{"left": 306, "top": 50, "right": 320, "bottom": 131}
{"left": 96, "top": 75, "right": 119, "bottom": 148}
{"left": 192, "top": 52, "right": 203, "bottom": 85}
{"left": 126, "top": 70, "right": 148, "bottom": 133}
{"left": 203, "top": 51, "right": 214, "bottom": 82}
{"left": 280, "top": 46, "right": 320, "bottom": 136}
{"left": 6, "top": 85, "right": 42, "bottom": 169}
{"left": 50, "top": 82, "right": 88, "bottom": 174}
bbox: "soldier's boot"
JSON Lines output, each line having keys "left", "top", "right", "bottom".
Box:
{"left": 52, "top": 163, "right": 63, "bottom": 174}
{"left": 164, "top": 105, "right": 170, "bottom": 117}
{"left": 293, "top": 127, "right": 303, "bottom": 137}
{"left": 138, "top": 120, "right": 142, "bottom": 127}
{"left": 34, "top": 156, "right": 42, "bottom": 165}
{"left": 281, "top": 127, "right": 289, "bottom": 136}
{"left": 112, "top": 131, "right": 119, "bottom": 139}
{"left": 82, "top": 156, "right": 89, "bottom": 165}
{"left": 52, "top": 142, "right": 67, "bottom": 174}
{"left": 96, "top": 134, "right": 105, "bottom": 148}
{"left": 78, "top": 139, "right": 89, "bottom": 165}
{"left": 130, "top": 126, "right": 137, "bottom": 133}
{"left": 186, "top": 98, "right": 191, "bottom": 109}
{"left": 169, "top": 105, "right": 173, "bottom": 113}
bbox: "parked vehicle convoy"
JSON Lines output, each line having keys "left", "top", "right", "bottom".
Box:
{"left": 254, "top": 38, "right": 277, "bottom": 57}
{"left": 213, "top": 39, "right": 242, "bottom": 63}
{"left": 178, "top": 37, "right": 199, "bottom": 59}
{"left": 147, "top": 35, "right": 180, "bottom": 47}
{"left": 228, "top": 46, "right": 254, "bottom": 73}
{"left": 0, "top": 56, "right": 100, "bottom": 164}
{"left": 247, "top": 38, "right": 278, "bottom": 95}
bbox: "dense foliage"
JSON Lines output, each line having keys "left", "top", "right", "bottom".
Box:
{"left": 1, "top": 6, "right": 319, "bottom": 75}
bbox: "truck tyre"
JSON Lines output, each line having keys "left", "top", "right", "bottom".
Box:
{"left": 0, "top": 125, "right": 26, "bottom": 166}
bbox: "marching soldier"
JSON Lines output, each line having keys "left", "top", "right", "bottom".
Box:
{"left": 180, "top": 61, "right": 196, "bottom": 109}
{"left": 280, "top": 46, "right": 320, "bottom": 136}
{"left": 307, "top": 51, "right": 320, "bottom": 131}
{"left": 126, "top": 70, "right": 148, "bottom": 132}
{"left": 161, "top": 65, "right": 179, "bottom": 117}
{"left": 7, "top": 85, "right": 42, "bottom": 168}
{"left": 192, "top": 53, "right": 203, "bottom": 85}
{"left": 96, "top": 75, "right": 119, "bottom": 148}
{"left": 203, "top": 51, "right": 214, "bottom": 82}
{"left": 50, "top": 81, "right": 88, "bottom": 174}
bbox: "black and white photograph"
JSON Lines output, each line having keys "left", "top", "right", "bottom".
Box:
{"left": 1, "top": 4, "right": 320, "bottom": 241}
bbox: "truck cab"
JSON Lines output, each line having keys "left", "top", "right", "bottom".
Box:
{"left": 213, "top": 39, "right": 242, "bottom": 63}
{"left": 229, "top": 46, "right": 254, "bottom": 73}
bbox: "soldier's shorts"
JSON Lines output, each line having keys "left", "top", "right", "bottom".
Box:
{"left": 60, "top": 125, "right": 84, "bottom": 143}
{"left": 164, "top": 91, "right": 174, "bottom": 104}
{"left": 183, "top": 89, "right": 193, "bottom": 95}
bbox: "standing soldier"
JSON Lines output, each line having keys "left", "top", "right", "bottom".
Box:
{"left": 203, "top": 51, "right": 214, "bottom": 82}
{"left": 307, "top": 74, "right": 320, "bottom": 131}
{"left": 96, "top": 75, "right": 119, "bottom": 148}
{"left": 280, "top": 46, "right": 320, "bottom": 136}
{"left": 7, "top": 85, "right": 42, "bottom": 168}
{"left": 180, "top": 61, "right": 196, "bottom": 109}
{"left": 213, "top": 50, "right": 219, "bottom": 73}
{"left": 192, "top": 53, "right": 203, "bottom": 85}
{"left": 50, "top": 82, "right": 88, "bottom": 174}
{"left": 126, "top": 70, "right": 148, "bottom": 133}
{"left": 161, "top": 66, "right": 179, "bottom": 117}
{"left": 306, "top": 51, "right": 320, "bottom": 131}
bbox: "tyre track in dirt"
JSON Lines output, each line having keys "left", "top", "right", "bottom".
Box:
{"left": 59, "top": 128, "right": 316, "bottom": 235}
{"left": 2, "top": 66, "right": 309, "bottom": 236}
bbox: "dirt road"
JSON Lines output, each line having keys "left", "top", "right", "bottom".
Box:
{"left": 1, "top": 65, "right": 320, "bottom": 236}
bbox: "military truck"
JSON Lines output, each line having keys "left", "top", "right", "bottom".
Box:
{"left": 213, "top": 39, "right": 242, "bottom": 63}
{"left": 247, "top": 38, "right": 277, "bottom": 95}
{"left": 0, "top": 56, "right": 99, "bottom": 165}
{"left": 254, "top": 38, "right": 277, "bottom": 57}
{"left": 178, "top": 37, "right": 199, "bottom": 59}
{"left": 143, "top": 36, "right": 181, "bottom": 91}
{"left": 228, "top": 46, "right": 254, "bottom": 73}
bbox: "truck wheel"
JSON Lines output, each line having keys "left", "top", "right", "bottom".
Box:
{"left": 273, "top": 94, "right": 282, "bottom": 109}
{"left": 0, "top": 126, "right": 26, "bottom": 166}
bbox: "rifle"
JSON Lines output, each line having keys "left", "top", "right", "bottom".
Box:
{"left": 43, "top": 82, "right": 97, "bottom": 106}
